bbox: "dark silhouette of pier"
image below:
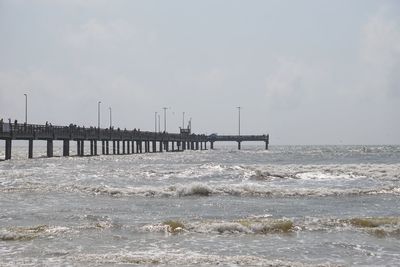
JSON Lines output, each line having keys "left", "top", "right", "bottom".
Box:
{"left": 0, "top": 121, "right": 269, "bottom": 160}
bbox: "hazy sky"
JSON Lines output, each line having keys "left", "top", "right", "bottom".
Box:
{"left": 0, "top": 0, "right": 399, "bottom": 145}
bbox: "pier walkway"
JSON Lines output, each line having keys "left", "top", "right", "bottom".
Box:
{"left": 0, "top": 122, "right": 269, "bottom": 160}
{"left": 208, "top": 134, "right": 269, "bottom": 150}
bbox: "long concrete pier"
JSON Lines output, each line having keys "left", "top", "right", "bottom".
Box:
{"left": 0, "top": 122, "right": 269, "bottom": 160}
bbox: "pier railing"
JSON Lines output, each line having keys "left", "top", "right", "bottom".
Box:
{"left": 0, "top": 122, "right": 206, "bottom": 142}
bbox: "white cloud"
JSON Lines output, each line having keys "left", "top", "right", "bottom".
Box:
{"left": 359, "top": 7, "right": 400, "bottom": 98}
{"left": 264, "top": 58, "right": 323, "bottom": 109}
{"left": 35, "top": 0, "right": 108, "bottom": 8}
{"left": 65, "top": 19, "right": 136, "bottom": 49}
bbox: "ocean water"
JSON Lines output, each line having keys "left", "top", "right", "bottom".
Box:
{"left": 1, "top": 144, "right": 400, "bottom": 266}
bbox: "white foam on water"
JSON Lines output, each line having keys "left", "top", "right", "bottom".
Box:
{"left": 71, "top": 250, "right": 336, "bottom": 267}
{"left": 0, "top": 225, "right": 75, "bottom": 241}
{"left": 246, "top": 164, "right": 400, "bottom": 181}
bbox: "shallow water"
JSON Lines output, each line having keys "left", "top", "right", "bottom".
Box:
{"left": 1, "top": 144, "right": 400, "bottom": 266}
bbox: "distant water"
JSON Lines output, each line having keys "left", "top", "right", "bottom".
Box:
{"left": 1, "top": 144, "right": 400, "bottom": 266}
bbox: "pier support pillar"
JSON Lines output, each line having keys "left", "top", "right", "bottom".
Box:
{"left": 265, "top": 134, "right": 269, "bottom": 150}
{"left": 165, "top": 141, "right": 169, "bottom": 152}
{"left": 28, "top": 139, "right": 34, "bottom": 158}
{"left": 94, "top": 141, "right": 97, "bottom": 155}
{"left": 106, "top": 141, "right": 109, "bottom": 155}
{"left": 127, "top": 141, "right": 130, "bottom": 154}
{"left": 122, "top": 141, "right": 126, "bottom": 154}
{"left": 113, "top": 141, "right": 116, "bottom": 155}
{"left": 139, "top": 141, "right": 143, "bottom": 153}
{"left": 5, "top": 139, "right": 12, "bottom": 160}
{"left": 211, "top": 142, "right": 214, "bottom": 150}
{"left": 90, "top": 140, "right": 94, "bottom": 156}
{"left": 102, "top": 141, "right": 105, "bottom": 155}
{"left": 172, "top": 141, "right": 175, "bottom": 151}
{"left": 177, "top": 141, "right": 181, "bottom": 151}
{"left": 47, "top": 139, "right": 53, "bottom": 157}
{"left": 182, "top": 141, "right": 186, "bottom": 150}
{"left": 144, "top": 141, "right": 148, "bottom": 153}
{"left": 81, "top": 140, "right": 85, "bottom": 156}
{"left": 63, "top": 140, "right": 69, "bottom": 157}
{"left": 237, "top": 141, "right": 241, "bottom": 150}
{"left": 77, "top": 140, "right": 83, "bottom": 156}
{"left": 204, "top": 142, "right": 207, "bottom": 150}
{"left": 136, "top": 141, "right": 140, "bottom": 153}
{"left": 159, "top": 141, "right": 163, "bottom": 152}
{"left": 153, "top": 141, "right": 157, "bottom": 152}
{"left": 200, "top": 142, "right": 203, "bottom": 150}
{"left": 77, "top": 141, "right": 80, "bottom": 156}
{"left": 196, "top": 142, "right": 199, "bottom": 150}
{"left": 132, "top": 141, "right": 135, "bottom": 153}
{"left": 117, "top": 141, "right": 120, "bottom": 154}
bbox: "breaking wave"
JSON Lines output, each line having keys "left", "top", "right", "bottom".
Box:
{"left": 70, "top": 250, "right": 337, "bottom": 267}
{"left": 141, "top": 216, "right": 400, "bottom": 238}
{"left": 142, "top": 218, "right": 295, "bottom": 235}
{"left": 70, "top": 182, "right": 400, "bottom": 198}
{"left": 0, "top": 225, "right": 71, "bottom": 241}
{"left": 246, "top": 163, "right": 400, "bottom": 181}
{"left": 2, "top": 216, "right": 399, "bottom": 245}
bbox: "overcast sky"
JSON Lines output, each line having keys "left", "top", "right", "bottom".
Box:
{"left": 0, "top": 0, "right": 399, "bottom": 145}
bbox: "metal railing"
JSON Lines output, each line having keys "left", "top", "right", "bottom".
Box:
{"left": 0, "top": 122, "right": 208, "bottom": 142}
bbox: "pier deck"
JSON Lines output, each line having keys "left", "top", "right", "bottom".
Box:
{"left": 0, "top": 122, "right": 268, "bottom": 160}
{"left": 207, "top": 134, "right": 269, "bottom": 150}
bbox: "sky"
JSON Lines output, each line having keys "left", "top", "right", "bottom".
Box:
{"left": 0, "top": 0, "right": 399, "bottom": 145}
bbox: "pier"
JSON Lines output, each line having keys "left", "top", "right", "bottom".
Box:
{"left": 0, "top": 122, "right": 269, "bottom": 160}
{"left": 208, "top": 134, "right": 269, "bottom": 150}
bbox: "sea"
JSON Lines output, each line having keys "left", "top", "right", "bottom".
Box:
{"left": 1, "top": 143, "right": 400, "bottom": 266}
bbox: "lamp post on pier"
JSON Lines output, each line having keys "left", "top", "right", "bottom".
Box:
{"left": 97, "top": 101, "right": 101, "bottom": 129}
{"left": 154, "top": 112, "right": 157, "bottom": 133}
{"left": 237, "top": 106, "right": 241, "bottom": 136}
{"left": 182, "top": 112, "right": 185, "bottom": 129}
{"left": 162, "top": 107, "right": 168, "bottom": 132}
{"left": 158, "top": 114, "right": 161, "bottom": 133}
{"left": 24, "top": 93, "right": 28, "bottom": 124}
{"left": 109, "top": 107, "right": 112, "bottom": 129}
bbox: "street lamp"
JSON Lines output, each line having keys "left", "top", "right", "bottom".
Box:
{"left": 154, "top": 112, "right": 157, "bottom": 133}
{"left": 162, "top": 107, "right": 168, "bottom": 132}
{"left": 182, "top": 112, "right": 185, "bottom": 129}
{"left": 24, "top": 94, "right": 28, "bottom": 124}
{"left": 158, "top": 114, "right": 161, "bottom": 133}
{"left": 109, "top": 107, "right": 112, "bottom": 129}
{"left": 237, "top": 106, "right": 241, "bottom": 136}
{"left": 98, "top": 101, "right": 101, "bottom": 129}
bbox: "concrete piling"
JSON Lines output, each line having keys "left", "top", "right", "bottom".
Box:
{"left": 47, "top": 140, "right": 53, "bottom": 157}
{"left": 5, "top": 139, "right": 12, "bottom": 160}
{"left": 63, "top": 140, "right": 69, "bottom": 157}
{"left": 29, "top": 139, "right": 33, "bottom": 158}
